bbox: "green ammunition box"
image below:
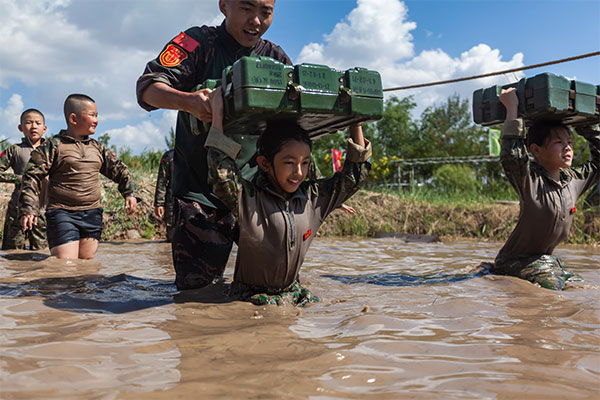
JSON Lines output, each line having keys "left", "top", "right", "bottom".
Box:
{"left": 473, "top": 72, "right": 599, "bottom": 127}
{"left": 295, "top": 63, "right": 343, "bottom": 112}
{"left": 190, "top": 56, "right": 383, "bottom": 139}
{"left": 519, "top": 73, "right": 572, "bottom": 119}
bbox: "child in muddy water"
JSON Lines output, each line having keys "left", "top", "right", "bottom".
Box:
{"left": 203, "top": 88, "right": 371, "bottom": 306}
{"left": 490, "top": 88, "right": 600, "bottom": 290}
{"left": 19, "top": 94, "right": 138, "bottom": 260}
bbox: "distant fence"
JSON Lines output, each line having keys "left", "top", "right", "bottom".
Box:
{"left": 390, "top": 155, "right": 499, "bottom": 188}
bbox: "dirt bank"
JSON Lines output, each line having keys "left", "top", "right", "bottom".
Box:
{"left": 1, "top": 174, "right": 598, "bottom": 245}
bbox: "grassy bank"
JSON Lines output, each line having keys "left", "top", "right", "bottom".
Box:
{"left": 320, "top": 190, "right": 599, "bottom": 245}
{"left": 0, "top": 171, "right": 598, "bottom": 245}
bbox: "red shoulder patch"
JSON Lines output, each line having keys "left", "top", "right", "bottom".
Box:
{"left": 0, "top": 151, "right": 5, "bottom": 158}
{"left": 303, "top": 228, "right": 312, "bottom": 241}
{"left": 159, "top": 44, "right": 188, "bottom": 67}
{"left": 173, "top": 32, "right": 199, "bottom": 53}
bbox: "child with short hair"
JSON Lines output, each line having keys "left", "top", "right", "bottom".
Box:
{"left": 19, "top": 94, "right": 138, "bottom": 259}
{"left": 0, "top": 109, "right": 48, "bottom": 250}
{"left": 492, "top": 88, "right": 600, "bottom": 290}
{"left": 204, "top": 90, "right": 371, "bottom": 305}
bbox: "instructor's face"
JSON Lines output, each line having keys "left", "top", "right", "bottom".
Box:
{"left": 219, "top": 0, "right": 275, "bottom": 47}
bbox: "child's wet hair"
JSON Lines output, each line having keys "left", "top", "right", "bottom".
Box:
{"left": 527, "top": 120, "right": 570, "bottom": 148}
{"left": 64, "top": 93, "right": 95, "bottom": 121}
{"left": 257, "top": 119, "right": 312, "bottom": 162}
{"left": 20, "top": 108, "right": 45, "bottom": 124}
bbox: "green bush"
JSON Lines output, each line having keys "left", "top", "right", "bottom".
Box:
{"left": 433, "top": 164, "right": 481, "bottom": 194}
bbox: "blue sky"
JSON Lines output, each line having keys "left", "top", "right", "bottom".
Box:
{"left": 1, "top": 0, "right": 599, "bottom": 154}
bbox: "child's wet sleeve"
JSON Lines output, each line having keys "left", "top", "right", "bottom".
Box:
{"left": 500, "top": 119, "right": 530, "bottom": 196}
{"left": 572, "top": 125, "right": 600, "bottom": 194}
{"left": 313, "top": 138, "right": 372, "bottom": 220}
{"left": 204, "top": 126, "right": 243, "bottom": 218}
{"left": 99, "top": 145, "right": 137, "bottom": 199}
{"left": 19, "top": 143, "right": 53, "bottom": 217}
{"left": 0, "top": 146, "right": 19, "bottom": 183}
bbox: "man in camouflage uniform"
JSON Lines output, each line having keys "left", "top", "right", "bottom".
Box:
{"left": 19, "top": 94, "right": 137, "bottom": 259}
{"left": 0, "top": 109, "right": 48, "bottom": 250}
{"left": 154, "top": 149, "right": 175, "bottom": 242}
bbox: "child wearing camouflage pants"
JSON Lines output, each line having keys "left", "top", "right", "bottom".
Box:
{"left": 492, "top": 88, "right": 599, "bottom": 290}
{"left": 0, "top": 109, "right": 48, "bottom": 250}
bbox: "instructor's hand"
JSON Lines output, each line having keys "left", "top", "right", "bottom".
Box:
{"left": 189, "top": 88, "right": 213, "bottom": 122}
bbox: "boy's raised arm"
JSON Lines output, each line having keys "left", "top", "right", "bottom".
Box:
{"left": 203, "top": 88, "right": 243, "bottom": 217}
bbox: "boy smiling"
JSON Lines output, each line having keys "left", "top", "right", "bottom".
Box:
{"left": 19, "top": 94, "right": 137, "bottom": 259}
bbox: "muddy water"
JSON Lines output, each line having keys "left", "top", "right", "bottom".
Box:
{"left": 0, "top": 238, "right": 598, "bottom": 399}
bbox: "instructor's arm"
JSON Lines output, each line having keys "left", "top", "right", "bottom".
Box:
{"left": 141, "top": 82, "right": 213, "bottom": 122}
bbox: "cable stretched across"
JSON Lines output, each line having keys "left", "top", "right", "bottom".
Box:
{"left": 382, "top": 51, "right": 600, "bottom": 92}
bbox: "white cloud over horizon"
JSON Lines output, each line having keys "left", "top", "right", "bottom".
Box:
{"left": 0, "top": 0, "right": 530, "bottom": 152}
{"left": 297, "top": 0, "right": 525, "bottom": 115}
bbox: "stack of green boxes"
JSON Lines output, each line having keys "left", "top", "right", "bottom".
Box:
{"left": 190, "top": 56, "right": 383, "bottom": 139}
{"left": 473, "top": 73, "right": 599, "bottom": 126}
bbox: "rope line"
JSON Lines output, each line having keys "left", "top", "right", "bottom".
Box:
{"left": 383, "top": 51, "right": 600, "bottom": 92}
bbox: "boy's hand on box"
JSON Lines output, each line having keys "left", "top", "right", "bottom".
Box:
{"left": 208, "top": 87, "right": 224, "bottom": 131}
{"left": 499, "top": 88, "right": 519, "bottom": 120}
{"left": 125, "top": 196, "right": 137, "bottom": 215}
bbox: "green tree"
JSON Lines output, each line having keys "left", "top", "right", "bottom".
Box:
{"left": 417, "top": 93, "right": 487, "bottom": 158}
{"left": 373, "top": 95, "right": 417, "bottom": 160}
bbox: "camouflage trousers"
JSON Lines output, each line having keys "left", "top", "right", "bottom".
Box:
{"left": 229, "top": 280, "right": 319, "bottom": 307}
{"left": 164, "top": 205, "right": 174, "bottom": 243}
{"left": 171, "top": 197, "right": 237, "bottom": 290}
{"left": 492, "top": 255, "right": 583, "bottom": 290}
{"left": 2, "top": 203, "right": 47, "bottom": 250}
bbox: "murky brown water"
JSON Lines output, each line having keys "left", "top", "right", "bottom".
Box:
{"left": 1, "top": 238, "right": 598, "bottom": 399}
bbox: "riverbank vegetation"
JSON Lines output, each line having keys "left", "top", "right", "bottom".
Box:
{"left": 0, "top": 95, "right": 597, "bottom": 245}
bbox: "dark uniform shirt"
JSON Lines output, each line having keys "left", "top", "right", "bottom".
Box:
{"left": 495, "top": 119, "right": 600, "bottom": 266}
{"left": 136, "top": 21, "right": 292, "bottom": 209}
{"left": 19, "top": 130, "right": 137, "bottom": 217}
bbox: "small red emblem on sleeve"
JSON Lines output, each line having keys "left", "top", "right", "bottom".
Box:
{"left": 303, "top": 229, "right": 312, "bottom": 241}
{"left": 159, "top": 44, "right": 188, "bottom": 67}
{"left": 570, "top": 206, "right": 577, "bottom": 215}
{"left": 173, "top": 32, "right": 199, "bottom": 52}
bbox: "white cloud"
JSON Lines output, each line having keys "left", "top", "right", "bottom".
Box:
{"left": 0, "top": 0, "right": 221, "bottom": 130}
{"left": 0, "top": 94, "right": 25, "bottom": 142}
{"left": 297, "top": 0, "right": 525, "bottom": 115}
{"left": 298, "top": 0, "right": 416, "bottom": 68}
{"left": 104, "top": 110, "right": 177, "bottom": 153}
